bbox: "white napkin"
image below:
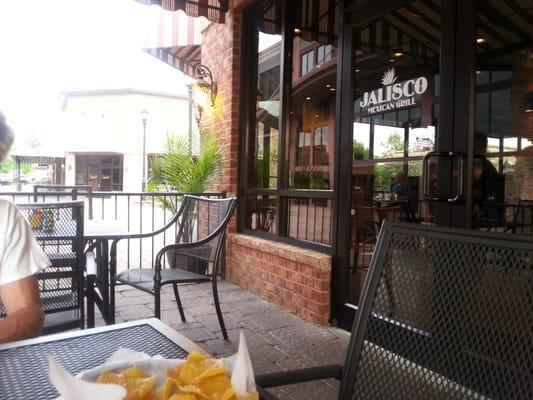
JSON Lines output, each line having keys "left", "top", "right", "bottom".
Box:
{"left": 49, "top": 358, "right": 126, "bottom": 400}
{"left": 50, "top": 331, "right": 256, "bottom": 400}
{"left": 230, "top": 332, "right": 257, "bottom": 396}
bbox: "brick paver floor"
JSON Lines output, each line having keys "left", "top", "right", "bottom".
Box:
{"left": 94, "top": 280, "right": 349, "bottom": 400}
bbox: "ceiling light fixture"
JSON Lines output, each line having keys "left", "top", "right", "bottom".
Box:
{"left": 476, "top": 37, "right": 486, "bottom": 44}
{"left": 305, "top": 96, "right": 311, "bottom": 100}
{"left": 393, "top": 52, "right": 403, "bottom": 57}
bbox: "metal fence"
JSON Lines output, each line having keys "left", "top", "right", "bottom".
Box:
{"left": 1, "top": 190, "right": 227, "bottom": 274}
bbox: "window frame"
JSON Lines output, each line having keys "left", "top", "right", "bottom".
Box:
{"left": 238, "top": 0, "right": 335, "bottom": 253}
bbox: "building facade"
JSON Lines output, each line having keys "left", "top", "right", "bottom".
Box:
{"left": 62, "top": 89, "right": 190, "bottom": 192}
{"left": 150, "top": 0, "right": 533, "bottom": 329}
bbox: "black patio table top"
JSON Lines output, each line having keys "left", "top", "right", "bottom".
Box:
{"left": 0, "top": 318, "right": 206, "bottom": 400}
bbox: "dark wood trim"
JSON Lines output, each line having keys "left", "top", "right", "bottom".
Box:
{"left": 449, "top": 0, "right": 477, "bottom": 228}
{"left": 331, "top": 0, "right": 354, "bottom": 326}
{"left": 433, "top": 0, "right": 456, "bottom": 226}
{"left": 277, "top": 0, "right": 292, "bottom": 237}
{"left": 241, "top": 227, "right": 332, "bottom": 253}
{"left": 237, "top": 4, "right": 258, "bottom": 233}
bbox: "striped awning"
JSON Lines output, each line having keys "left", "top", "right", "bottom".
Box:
{"left": 145, "top": 45, "right": 201, "bottom": 77}
{"left": 137, "top": 0, "right": 229, "bottom": 23}
{"left": 142, "top": 8, "right": 204, "bottom": 77}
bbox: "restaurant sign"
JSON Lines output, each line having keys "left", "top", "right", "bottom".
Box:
{"left": 360, "top": 68, "right": 428, "bottom": 115}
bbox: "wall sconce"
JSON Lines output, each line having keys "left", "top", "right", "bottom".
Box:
{"left": 191, "top": 64, "right": 217, "bottom": 123}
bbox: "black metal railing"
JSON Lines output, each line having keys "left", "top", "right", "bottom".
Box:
{"left": 1, "top": 190, "right": 227, "bottom": 273}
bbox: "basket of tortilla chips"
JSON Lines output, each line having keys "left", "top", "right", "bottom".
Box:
{"left": 50, "top": 332, "right": 258, "bottom": 400}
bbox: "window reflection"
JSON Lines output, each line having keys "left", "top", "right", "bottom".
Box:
{"left": 250, "top": 28, "right": 281, "bottom": 189}
{"left": 288, "top": 25, "right": 337, "bottom": 190}
{"left": 473, "top": 1, "right": 533, "bottom": 232}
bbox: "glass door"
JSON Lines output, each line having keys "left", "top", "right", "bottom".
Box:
{"left": 471, "top": 1, "right": 533, "bottom": 235}
{"left": 335, "top": 0, "right": 533, "bottom": 328}
{"left": 347, "top": 0, "right": 442, "bottom": 309}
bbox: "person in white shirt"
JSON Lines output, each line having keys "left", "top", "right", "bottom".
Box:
{"left": 0, "top": 112, "right": 50, "bottom": 343}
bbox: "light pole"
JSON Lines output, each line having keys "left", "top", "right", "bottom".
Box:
{"left": 187, "top": 84, "right": 193, "bottom": 156}
{"left": 140, "top": 109, "right": 149, "bottom": 192}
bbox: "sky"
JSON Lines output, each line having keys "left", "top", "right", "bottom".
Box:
{"left": 0, "top": 0, "right": 191, "bottom": 149}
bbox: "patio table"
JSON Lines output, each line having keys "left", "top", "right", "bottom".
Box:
{"left": 0, "top": 318, "right": 206, "bottom": 400}
{"left": 28, "top": 215, "right": 128, "bottom": 328}
{"left": 84, "top": 219, "right": 129, "bottom": 328}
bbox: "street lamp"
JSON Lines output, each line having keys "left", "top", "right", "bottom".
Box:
{"left": 187, "top": 84, "right": 193, "bottom": 156}
{"left": 140, "top": 109, "right": 149, "bottom": 192}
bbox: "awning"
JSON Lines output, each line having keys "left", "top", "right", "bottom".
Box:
{"left": 145, "top": 45, "right": 201, "bottom": 77}
{"left": 140, "top": 3, "right": 205, "bottom": 78}
{"left": 137, "top": 0, "right": 229, "bottom": 24}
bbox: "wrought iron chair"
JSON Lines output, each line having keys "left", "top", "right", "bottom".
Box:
{"left": 257, "top": 221, "right": 533, "bottom": 399}
{"left": 33, "top": 184, "right": 93, "bottom": 219}
{"left": 0, "top": 201, "right": 85, "bottom": 334}
{"left": 110, "top": 195, "right": 238, "bottom": 340}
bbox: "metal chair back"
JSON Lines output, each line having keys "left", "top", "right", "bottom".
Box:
{"left": 11, "top": 201, "right": 85, "bottom": 333}
{"left": 165, "top": 195, "right": 238, "bottom": 277}
{"left": 342, "top": 221, "right": 533, "bottom": 399}
{"left": 33, "top": 184, "right": 93, "bottom": 219}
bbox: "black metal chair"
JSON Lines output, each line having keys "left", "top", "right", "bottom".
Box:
{"left": 0, "top": 201, "right": 86, "bottom": 334}
{"left": 110, "top": 195, "right": 238, "bottom": 340}
{"left": 33, "top": 184, "right": 93, "bottom": 219}
{"left": 256, "top": 221, "right": 533, "bottom": 399}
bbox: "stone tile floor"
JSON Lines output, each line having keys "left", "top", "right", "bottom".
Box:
{"left": 95, "top": 280, "right": 349, "bottom": 400}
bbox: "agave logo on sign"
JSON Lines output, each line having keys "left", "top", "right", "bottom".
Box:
{"left": 360, "top": 68, "right": 428, "bottom": 115}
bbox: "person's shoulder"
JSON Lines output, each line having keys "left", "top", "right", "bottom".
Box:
{"left": 0, "top": 198, "right": 19, "bottom": 216}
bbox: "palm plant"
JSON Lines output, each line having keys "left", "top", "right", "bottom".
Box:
{"left": 148, "top": 129, "right": 221, "bottom": 213}
{"left": 149, "top": 130, "right": 221, "bottom": 273}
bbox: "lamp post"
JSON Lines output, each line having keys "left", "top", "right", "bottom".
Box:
{"left": 187, "top": 84, "right": 193, "bottom": 156}
{"left": 140, "top": 109, "right": 149, "bottom": 192}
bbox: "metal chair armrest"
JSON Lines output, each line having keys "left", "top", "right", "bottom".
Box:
{"left": 154, "top": 242, "right": 210, "bottom": 270}
{"left": 255, "top": 364, "right": 343, "bottom": 388}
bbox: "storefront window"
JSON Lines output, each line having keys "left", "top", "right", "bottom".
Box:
{"left": 249, "top": 1, "right": 281, "bottom": 190}
{"left": 75, "top": 154, "right": 123, "bottom": 191}
{"left": 473, "top": 1, "right": 533, "bottom": 231}
{"left": 242, "top": 0, "right": 338, "bottom": 248}
{"left": 349, "top": 0, "right": 441, "bottom": 304}
{"left": 288, "top": 5, "right": 337, "bottom": 190}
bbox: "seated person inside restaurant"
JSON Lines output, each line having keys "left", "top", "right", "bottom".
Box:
{"left": 0, "top": 112, "right": 50, "bottom": 343}
{"left": 391, "top": 171, "right": 407, "bottom": 199}
{"left": 472, "top": 132, "right": 505, "bottom": 227}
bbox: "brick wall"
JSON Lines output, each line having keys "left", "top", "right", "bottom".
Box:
{"left": 199, "top": 9, "right": 242, "bottom": 200}
{"left": 228, "top": 233, "right": 332, "bottom": 325}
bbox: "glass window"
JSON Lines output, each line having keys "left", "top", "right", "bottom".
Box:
{"left": 243, "top": 0, "right": 337, "bottom": 246}
{"left": 249, "top": 3, "right": 282, "bottom": 190}
{"left": 288, "top": 22, "right": 337, "bottom": 190}
{"left": 473, "top": 1, "right": 533, "bottom": 229}
{"left": 245, "top": 195, "right": 277, "bottom": 233}
{"left": 317, "top": 44, "right": 332, "bottom": 64}
{"left": 313, "top": 126, "right": 329, "bottom": 166}
{"left": 300, "top": 51, "right": 314, "bottom": 76}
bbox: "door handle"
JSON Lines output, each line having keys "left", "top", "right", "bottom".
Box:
{"left": 423, "top": 151, "right": 465, "bottom": 202}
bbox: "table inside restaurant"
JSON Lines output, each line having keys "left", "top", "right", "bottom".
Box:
{"left": 372, "top": 198, "right": 419, "bottom": 223}
{"left": 0, "top": 318, "right": 206, "bottom": 400}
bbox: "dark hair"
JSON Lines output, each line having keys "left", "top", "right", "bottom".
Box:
{"left": 0, "top": 112, "right": 14, "bottom": 162}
